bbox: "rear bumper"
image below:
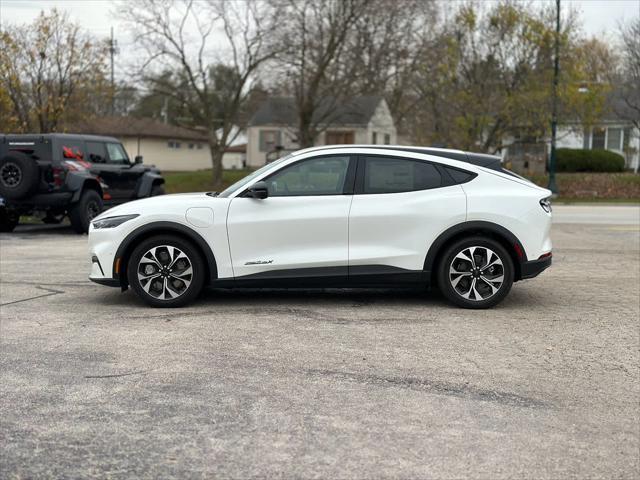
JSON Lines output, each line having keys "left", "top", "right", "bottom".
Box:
{"left": 521, "top": 254, "right": 552, "bottom": 279}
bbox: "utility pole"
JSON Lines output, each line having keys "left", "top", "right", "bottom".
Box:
{"left": 547, "top": 0, "right": 560, "bottom": 195}
{"left": 109, "top": 27, "right": 119, "bottom": 115}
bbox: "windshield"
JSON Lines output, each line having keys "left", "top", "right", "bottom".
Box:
{"left": 217, "top": 154, "right": 292, "bottom": 198}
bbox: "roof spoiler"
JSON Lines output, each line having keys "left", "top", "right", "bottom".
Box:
{"left": 376, "top": 147, "right": 503, "bottom": 172}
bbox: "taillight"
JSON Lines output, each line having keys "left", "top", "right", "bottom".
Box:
{"left": 539, "top": 198, "right": 552, "bottom": 213}
{"left": 52, "top": 167, "right": 66, "bottom": 186}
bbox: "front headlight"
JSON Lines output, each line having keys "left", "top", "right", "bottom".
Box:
{"left": 92, "top": 214, "right": 139, "bottom": 229}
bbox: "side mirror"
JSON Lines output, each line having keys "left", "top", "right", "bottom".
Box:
{"left": 247, "top": 181, "right": 269, "bottom": 199}
{"left": 134, "top": 155, "right": 143, "bottom": 164}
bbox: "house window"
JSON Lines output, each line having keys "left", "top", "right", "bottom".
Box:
{"left": 259, "top": 130, "right": 281, "bottom": 152}
{"left": 623, "top": 128, "right": 631, "bottom": 151}
{"left": 591, "top": 127, "right": 606, "bottom": 149}
{"left": 372, "top": 132, "right": 377, "bottom": 144}
{"left": 384, "top": 133, "right": 391, "bottom": 145}
{"left": 325, "top": 131, "right": 355, "bottom": 144}
{"left": 188, "top": 143, "right": 195, "bottom": 149}
{"left": 606, "top": 128, "right": 622, "bottom": 151}
{"left": 168, "top": 140, "right": 181, "bottom": 149}
{"left": 197, "top": 143, "right": 203, "bottom": 150}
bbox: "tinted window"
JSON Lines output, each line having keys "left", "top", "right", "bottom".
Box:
{"left": 86, "top": 142, "right": 107, "bottom": 163}
{"left": 60, "top": 141, "right": 85, "bottom": 161}
{"left": 363, "top": 157, "right": 441, "bottom": 194}
{"left": 445, "top": 167, "right": 474, "bottom": 184}
{"left": 106, "top": 143, "right": 129, "bottom": 164}
{"left": 266, "top": 156, "right": 350, "bottom": 197}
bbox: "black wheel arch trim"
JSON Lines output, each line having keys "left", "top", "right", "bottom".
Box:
{"left": 113, "top": 221, "right": 218, "bottom": 286}
{"left": 68, "top": 173, "right": 103, "bottom": 202}
{"left": 424, "top": 221, "right": 528, "bottom": 280}
{"left": 136, "top": 172, "right": 165, "bottom": 198}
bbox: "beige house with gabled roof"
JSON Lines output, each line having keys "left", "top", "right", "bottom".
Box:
{"left": 246, "top": 95, "right": 396, "bottom": 167}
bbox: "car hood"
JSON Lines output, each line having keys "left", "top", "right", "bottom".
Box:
{"left": 93, "top": 192, "right": 217, "bottom": 221}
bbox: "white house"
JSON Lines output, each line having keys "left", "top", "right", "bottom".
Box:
{"left": 504, "top": 95, "right": 640, "bottom": 174}
{"left": 246, "top": 95, "right": 397, "bottom": 167}
{"left": 70, "top": 117, "right": 247, "bottom": 171}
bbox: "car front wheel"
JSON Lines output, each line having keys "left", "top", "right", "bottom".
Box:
{"left": 437, "top": 236, "right": 514, "bottom": 309}
{"left": 69, "top": 189, "right": 103, "bottom": 234}
{"left": 127, "top": 235, "right": 205, "bottom": 307}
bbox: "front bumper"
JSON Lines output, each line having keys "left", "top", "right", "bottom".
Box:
{"left": 90, "top": 277, "right": 120, "bottom": 287}
{"left": 521, "top": 253, "right": 552, "bottom": 279}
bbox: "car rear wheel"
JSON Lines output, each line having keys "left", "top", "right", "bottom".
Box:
{"left": 127, "top": 235, "right": 205, "bottom": 308}
{"left": 69, "top": 189, "right": 103, "bottom": 234}
{"left": 437, "top": 236, "right": 514, "bottom": 309}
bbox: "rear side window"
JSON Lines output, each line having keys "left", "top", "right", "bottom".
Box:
{"left": 86, "top": 142, "right": 108, "bottom": 163}
{"left": 61, "top": 141, "right": 85, "bottom": 161}
{"left": 444, "top": 167, "right": 475, "bottom": 184}
{"left": 363, "top": 156, "right": 442, "bottom": 194}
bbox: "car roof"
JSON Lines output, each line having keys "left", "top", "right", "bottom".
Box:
{"left": 1, "top": 133, "right": 121, "bottom": 143}
{"left": 292, "top": 145, "right": 503, "bottom": 172}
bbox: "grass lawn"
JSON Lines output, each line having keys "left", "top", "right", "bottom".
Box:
{"left": 163, "top": 169, "right": 254, "bottom": 194}
{"left": 163, "top": 169, "right": 640, "bottom": 203}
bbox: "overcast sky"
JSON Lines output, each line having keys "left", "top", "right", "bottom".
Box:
{"left": 1, "top": 0, "right": 638, "bottom": 75}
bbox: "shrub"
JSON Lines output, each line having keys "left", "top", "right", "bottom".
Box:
{"left": 556, "top": 148, "right": 625, "bottom": 172}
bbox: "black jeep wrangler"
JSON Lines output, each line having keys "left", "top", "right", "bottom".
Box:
{"left": 0, "top": 134, "right": 165, "bottom": 233}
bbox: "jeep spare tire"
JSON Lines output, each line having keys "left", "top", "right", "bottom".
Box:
{"left": 0, "top": 153, "right": 39, "bottom": 199}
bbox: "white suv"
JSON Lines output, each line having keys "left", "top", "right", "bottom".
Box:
{"left": 88, "top": 146, "right": 552, "bottom": 309}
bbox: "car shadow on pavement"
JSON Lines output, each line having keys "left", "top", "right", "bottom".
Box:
{"left": 3, "top": 223, "right": 79, "bottom": 237}
{"left": 92, "top": 285, "right": 452, "bottom": 311}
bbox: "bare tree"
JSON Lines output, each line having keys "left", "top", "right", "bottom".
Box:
{"left": 347, "top": 0, "right": 437, "bottom": 129}
{"left": 615, "top": 18, "right": 640, "bottom": 130}
{"left": 271, "top": 0, "right": 369, "bottom": 147}
{"left": 122, "top": 0, "right": 279, "bottom": 189}
{"left": 0, "top": 9, "right": 108, "bottom": 132}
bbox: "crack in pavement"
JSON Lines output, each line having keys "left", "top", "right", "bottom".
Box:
{"left": 0, "top": 286, "right": 65, "bottom": 306}
{"left": 306, "top": 368, "right": 551, "bottom": 409}
{"left": 84, "top": 369, "right": 152, "bottom": 379}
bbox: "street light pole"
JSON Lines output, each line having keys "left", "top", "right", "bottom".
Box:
{"left": 548, "top": 0, "right": 561, "bottom": 195}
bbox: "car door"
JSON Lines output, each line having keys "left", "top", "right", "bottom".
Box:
{"left": 348, "top": 154, "right": 467, "bottom": 279}
{"left": 226, "top": 154, "right": 355, "bottom": 280}
{"left": 104, "top": 142, "right": 136, "bottom": 200}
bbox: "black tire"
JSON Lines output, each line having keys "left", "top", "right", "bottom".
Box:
{"left": 0, "top": 208, "right": 19, "bottom": 233}
{"left": 69, "top": 189, "right": 103, "bottom": 234}
{"left": 0, "top": 153, "right": 39, "bottom": 199}
{"left": 127, "top": 235, "right": 206, "bottom": 308}
{"left": 437, "top": 236, "right": 514, "bottom": 309}
{"left": 151, "top": 184, "right": 165, "bottom": 196}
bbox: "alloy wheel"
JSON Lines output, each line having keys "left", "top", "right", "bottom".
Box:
{"left": 86, "top": 201, "right": 101, "bottom": 222}
{"left": 0, "top": 162, "right": 21, "bottom": 188}
{"left": 449, "top": 246, "right": 505, "bottom": 301}
{"left": 137, "top": 245, "right": 193, "bottom": 300}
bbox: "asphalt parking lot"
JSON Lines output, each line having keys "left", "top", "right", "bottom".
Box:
{"left": 1, "top": 205, "right": 639, "bottom": 479}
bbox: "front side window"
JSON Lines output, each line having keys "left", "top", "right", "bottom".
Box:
{"left": 363, "top": 156, "right": 441, "bottom": 194}
{"left": 106, "top": 143, "right": 129, "bottom": 164}
{"left": 86, "top": 142, "right": 107, "bottom": 163}
{"left": 218, "top": 155, "right": 292, "bottom": 198}
{"left": 265, "top": 155, "right": 350, "bottom": 197}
